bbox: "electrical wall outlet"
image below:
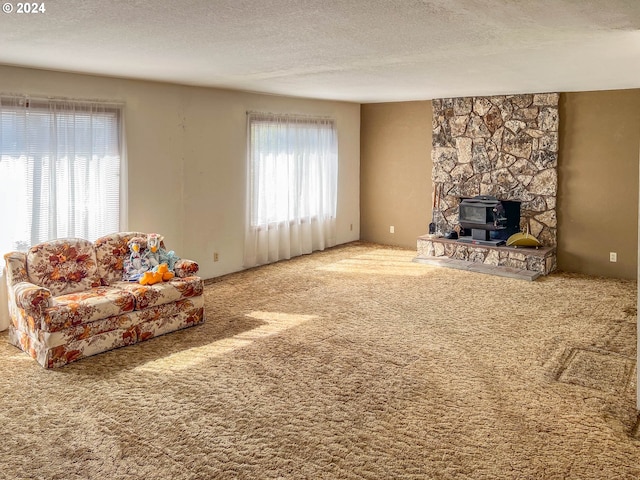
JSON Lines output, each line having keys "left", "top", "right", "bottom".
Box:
{"left": 350, "top": 223, "right": 353, "bottom": 231}
{"left": 609, "top": 252, "right": 617, "bottom": 262}
{"left": 213, "top": 252, "right": 219, "bottom": 262}
{"left": 390, "top": 226, "right": 395, "bottom": 234}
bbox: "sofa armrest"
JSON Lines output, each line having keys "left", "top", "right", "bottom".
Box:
{"left": 4, "top": 251, "right": 29, "bottom": 286}
{"left": 13, "top": 281, "right": 53, "bottom": 320}
{"left": 174, "top": 259, "right": 199, "bottom": 278}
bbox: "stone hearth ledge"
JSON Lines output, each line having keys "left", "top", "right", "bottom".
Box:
{"left": 416, "top": 235, "right": 556, "bottom": 276}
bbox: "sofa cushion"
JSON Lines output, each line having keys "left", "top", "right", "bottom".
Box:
{"left": 135, "top": 303, "right": 204, "bottom": 344}
{"left": 39, "top": 296, "right": 204, "bottom": 349}
{"left": 43, "top": 286, "right": 136, "bottom": 332}
{"left": 113, "top": 276, "right": 204, "bottom": 310}
{"left": 26, "top": 238, "right": 102, "bottom": 297}
{"left": 10, "top": 297, "right": 204, "bottom": 368}
{"left": 10, "top": 325, "right": 138, "bottom": 369}
{"left": 94, "top": 232, "right": 150, "bottom": 285}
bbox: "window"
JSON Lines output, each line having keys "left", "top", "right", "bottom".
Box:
{"left": 0, "top": 96, "right": 124, "bottom": 255}
{"left": 244, "top": 112, "right": 338, "bottom": 267}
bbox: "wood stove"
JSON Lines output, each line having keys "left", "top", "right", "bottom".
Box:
{"left": 458, "top": 195, "right": 520, "bottom": 246}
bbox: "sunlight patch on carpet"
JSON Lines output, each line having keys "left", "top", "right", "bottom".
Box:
{"left": 135, "top": 311, "right": 316, "bottom": 373}
{"left": 557, "top": 348, "right": 635, "bottom": 395}
{"left": 318, "top": 252, "right": 432, "bottom": 276}
{"left": 6, "top": 351, "right": 36, "bottom": 363}
{"left": 243, "top": 311, "right": 317, "bottom": 338}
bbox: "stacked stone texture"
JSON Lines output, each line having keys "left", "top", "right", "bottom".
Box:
{"left": 432, "top": 93, "right": 559, "bottom": 246}
{"left": 417, "top": 238, "right": 556, "bottom": 275}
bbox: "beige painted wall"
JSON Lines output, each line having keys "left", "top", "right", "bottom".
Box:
{"left": 360, "top": 102, "right": 432, "bottom": 248}
{"left": 3, "top": 65, "right": 638, "bottom": 279}
{"left": 558, "top": 90, "right": 640, "bottom": 279}
{"left": 360, "top": 92, "right": 640, "bottom": 279}
{"left": 0, "top": 65, "right": 361, "bottom": 280}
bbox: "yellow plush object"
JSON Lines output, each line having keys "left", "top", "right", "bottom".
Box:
{"left": 139, "top": 270, "right": 161, "bottom": 285}
{"left": 139, "top": 263, "right": 173, "bottom": 285}
{"left": 157, "top": 263, "right": 174, "bottom": 281}
{"left": 506, "top": 225, "right": 542, "bottom": 248}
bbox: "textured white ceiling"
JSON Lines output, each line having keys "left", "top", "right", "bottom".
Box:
{"left": 1, "top": 0, "right": 640, "bottom": 102}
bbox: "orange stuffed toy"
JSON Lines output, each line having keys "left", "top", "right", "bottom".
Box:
{"left": 157, "top": 263, "right": 174, "bottom": 281}
{"left": 139, "top": 263, "right": 174, "bottom": 285}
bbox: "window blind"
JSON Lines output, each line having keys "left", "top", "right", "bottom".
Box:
{"left": 0, "top": 95, "right": 123, "bottom": 254}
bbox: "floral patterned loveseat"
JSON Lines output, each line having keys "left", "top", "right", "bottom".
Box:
{"left": 4, "top": 232, "right": 204, "bottom": 368}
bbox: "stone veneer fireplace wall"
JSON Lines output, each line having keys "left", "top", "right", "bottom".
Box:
{"left": 432, "top": 93, "right": 559, "bottom": 247}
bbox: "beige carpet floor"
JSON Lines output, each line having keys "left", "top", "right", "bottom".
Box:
{"left": 0, "top": 242, "right": 638, "bottom": 479}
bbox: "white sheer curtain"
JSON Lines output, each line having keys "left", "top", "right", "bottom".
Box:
{"left": 244, "top": 112, "right": 338, "bottom": 268}
{"left": 0, "top": 95, "right": 125, "bottom": 330}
